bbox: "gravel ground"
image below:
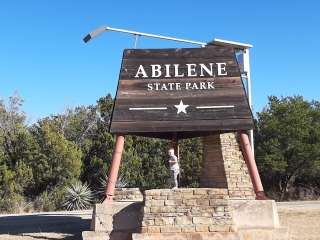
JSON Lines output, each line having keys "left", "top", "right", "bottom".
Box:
{"left": 1, "top": 201, "right": 320, "bottom": 240}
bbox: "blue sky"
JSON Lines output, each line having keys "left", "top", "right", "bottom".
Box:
{"left": 1, "top": 1, "right": 319, "bottom": 123}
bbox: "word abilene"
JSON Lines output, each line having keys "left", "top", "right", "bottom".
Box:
{"left": 147, "top": 81, "right": 215, "bottom": 91}
{"left": 135, "top": 62, "right": 227, "bottom": 78}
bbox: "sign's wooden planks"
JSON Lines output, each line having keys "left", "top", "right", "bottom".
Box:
{"left": 110, "top": 45, "right": 254, "bottom": 139}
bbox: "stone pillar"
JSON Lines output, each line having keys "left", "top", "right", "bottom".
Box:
{"left": 200, "top": 133, "right": 255, "bottom": 199}
{"left": 200, "top": 135, "right": 228, "bottom": 188}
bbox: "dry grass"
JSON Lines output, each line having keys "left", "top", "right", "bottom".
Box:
{"left": 278, "top": 207, "right": 320, "bottom": 240}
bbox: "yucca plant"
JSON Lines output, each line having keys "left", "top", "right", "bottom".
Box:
{"left": 96, "top": 173, "right": 128, "bottom": 200}
{"left": 63, "top": 181, "right": 93, "bottom": 210}
{"left": 99, "top": 173, "right": 128, "bottom": 191}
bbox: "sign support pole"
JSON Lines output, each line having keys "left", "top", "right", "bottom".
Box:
{"left": 134, "top": 34, "right": 139, "bottom": 49}
{"left": 104, "top": 135, "right": 125, "bottom": 203}
{"left": 243, "top": 49, "right": 255, "bottom": 156}
{"left": 239, "top": 131, "right": 267, "bottom": 200}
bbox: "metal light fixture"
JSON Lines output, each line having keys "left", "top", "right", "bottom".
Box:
{"left": 83, "top": 26, "right": 206, "bottom": 48}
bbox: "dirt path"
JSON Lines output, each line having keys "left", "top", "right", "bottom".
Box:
{"left": 0, "top": 210, "right": 92, "bottom": 240}
{"left": 1, "top": 201, "right": 320, "bottom": 240}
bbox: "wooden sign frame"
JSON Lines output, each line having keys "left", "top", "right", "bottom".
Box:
{"left": 109, "top": 45, "right": 253, "bottom": 139}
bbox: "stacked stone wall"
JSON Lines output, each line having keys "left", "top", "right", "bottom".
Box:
{"left": 114, "top": 188, "right": 143, "bottom": 201}
{"left": 140, "top": 188, "right": 234, "bottom": 234}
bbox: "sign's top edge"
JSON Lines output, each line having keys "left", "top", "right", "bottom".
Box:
{"left": 122, "top": 45, "right": 236, "bottom": 52}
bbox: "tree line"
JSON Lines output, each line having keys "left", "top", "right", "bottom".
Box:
{"left": 0, "top": 94, "right": 319, "bottom": 213}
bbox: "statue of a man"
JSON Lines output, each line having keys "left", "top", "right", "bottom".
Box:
{"left": 168, "top": 147, "right": 180, "bottom": 189}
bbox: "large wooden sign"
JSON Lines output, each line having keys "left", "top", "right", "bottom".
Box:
{"left": 109, "top": 45, "right": 253, "bottom": 139}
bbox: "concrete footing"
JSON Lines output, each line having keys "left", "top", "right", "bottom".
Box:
{"left": 231, "top": 199, "right": 288, "bottom": 240}
{"left": 82, "top": 231, "right": 109, "bottom": 240}
{"left": 83, "top": 228, "right": 288, "bottom": 240}
{"left": 131, "top": 229, "right": 289, "bottom": 240}
{"left": 82, "top": 194, "right": 288, "bottom": 240}
{"left": 90, "top": 201, "right": 142, "bottom": 232}
{"left": 230, "top": 200, "right": 280, "bottom": 229}
{"left": 238, "top": 227, "right": 289, "bottom": 240}
{"left": 132, "top": 232, "right": 240, "bottom": 240}
{"left": 82, "top": 230, "right": 133, "bottom": 240}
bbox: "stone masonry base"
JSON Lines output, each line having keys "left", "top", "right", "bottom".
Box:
{"left": 140, "top": 188, "right": 233, "bottom": 234}
{"left": 82, "top": 188, "right": 288, "bottom": 240}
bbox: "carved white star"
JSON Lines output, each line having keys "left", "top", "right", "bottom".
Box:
{"left": 174, "top": 100, "right": 189, "bottom": 114}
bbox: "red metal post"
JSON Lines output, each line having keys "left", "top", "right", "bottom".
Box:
{"left": 104, "top": 135, "right": 125, "bottom": 203}
{"left": 238, "top": 131, "right": 268, "bottom": 200}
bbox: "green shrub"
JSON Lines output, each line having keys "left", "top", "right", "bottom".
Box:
{"left": 33, "top": 191, "right": 56, "bottom": 212}
{"left": 0, "top": 193, "right": 27, "bottom": 214}
{"left": 33, "top": 185, "right": 66, "bottom": 212}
